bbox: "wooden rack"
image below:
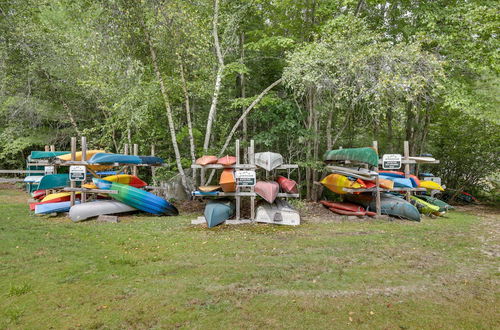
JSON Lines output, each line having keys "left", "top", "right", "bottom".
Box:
{"left": 190, "top": 139, "right": 300, "bottom": 224}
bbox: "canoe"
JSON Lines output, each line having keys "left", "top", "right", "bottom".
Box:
{"left": 417, "top": 195, "right": 454, "bottom": 211}
{"left": 379, "top": 175, "right": 413, "bottom": 188}
{"left": 219, "top": 169, "right": 236, "bottom": 192}
{"left": 138, "top": 156, "right": 164, "bottom": 165}
{"left": 41, "top": 192, "right": 81, "bottom": 203}
{"left": 323, "top": 147, "right": 379, "bottom": 167}
{"left": 83, "top": 174, "right": 147, "bottom": 189}
{"left": 204, "top": 199, "right": 234, "bottom": 228}
{"left": 35, "top": 201, "right": 80, "bottom": 214}
{"left": 409, "top": 156, "right": 436, "bottom": 163}
{"left": 254, "top": 152, "right": 283, "bottom": 171}
{"left": 255, "top": 199, "right": 300, "bottom": 226}
{"left": 276, "top": 176, "right": 298, "bottom": 194}
{"left": 88, "top": 153, "right": 142, "bottom": 164}
{"left": 93, "top": 179, "right": 178, "bottom": 216}
{"left": 217, "top": 155, "right": 237, "bottom": 166}
{"left": 410, "top": 196, "right": 440, "bottom": 215}
{"left": 255, "top": 181, "right": 279, "bottom": 203}
{"left": 30, "top": 151, "right": 69, "bottom": 159}
{"left": 38, "top": 174, "right": 69, "bottom": 190}
{"left": 69, "top": 200, "right": 137, "bottom": 222}
{"left": 320, "top": 174, "right": 364, "bottom": 194}
{"left": 346, "top": 193, "right": 421, "bottom": 221}
{"left": 198, "top": 185, "right": 221, "bottom": 192}
{"left": 32, "top": 190, "right": 46, "bottom": 200}
{"left": 195, "top": 155, "right": 218, "bottom": 166}
{"left": 24, "top": 176, "right": 43, "bottom": 183}
{"left": 419, "top": 180, "right": 444, "bottom": 191}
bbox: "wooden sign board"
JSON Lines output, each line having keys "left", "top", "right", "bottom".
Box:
{"left": 382, "top": 154, "right": 402, "bottom": 169}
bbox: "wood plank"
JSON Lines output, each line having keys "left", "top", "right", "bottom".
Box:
{"left": 0, "top": 170, "right": 45, "bottom": 174}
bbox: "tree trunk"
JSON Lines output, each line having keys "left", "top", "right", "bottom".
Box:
{"left": 386, "top": 107, "right": 393, "bottom": 152}
{"left": 144, "top": 26, "right": 188, "bottom": 191}
{"left": 239, "top": 32, "right": 247, "bottom": 162}
{"left": 326, "top": 110, "right": 333, "bottom": 150}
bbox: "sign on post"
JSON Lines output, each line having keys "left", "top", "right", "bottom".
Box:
{"left": 235, "top": 170, "right": 256, "bottom": 187}
{"left": 69, "top": 165, "right": 86, "bottom": 182}
{"left": 382, "top": 154, "right": 402, "bottom": 169}
{"left": 44, "top": 166, "right": 55, "bottom": 175}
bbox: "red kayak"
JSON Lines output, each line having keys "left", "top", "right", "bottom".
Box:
{"left": 276, "top": 176, "right": 298, "bottom": 194}
{"left": 195, "top": 155, "right": 218, "bottom": 166}
{"left": 329, "top": 207, "right": 366, "bottom": 217}
{"left": 255, "top": 181, "right": 279, "bottom": 204}
{"left": 217, "top": 155, "right": 237, "bottom": 166}
{"left": 32, "top": 190, "right": 46, "bottom": 200}
{"left": 320, "top": 200, "right": 376, "bottom": 217}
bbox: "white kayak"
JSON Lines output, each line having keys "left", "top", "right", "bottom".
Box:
{"left": 409, "top": 156, "right": 436, "bottom": 163}
{"left": 69, "top": 200, "right": 137, "bottom": 222}
{"left": 255, "top": 199, "right": 300, "bottom": 226}
{"left": 254, "top": 152, "right": 283, "bottom": 171}
{"left": 24, "top": 176, "right": 43, "bottom": 183}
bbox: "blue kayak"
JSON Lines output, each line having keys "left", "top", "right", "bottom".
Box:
{"left": 88, "top": 153, "right": 142, "bottom": 164}
{"left": 204, "top": 199, "right": 234, "bottom": 228}
{"left": 38, "top": 174, "right": 70, "bottom": 190}
{"left": 379, "top": 175, "right": 413, "bottom": 188}
{"left": 35, "top": 201, "right": 80, "bottom": 214}
{"left": 138, "top": 156, "right": 164, "bottom": 165}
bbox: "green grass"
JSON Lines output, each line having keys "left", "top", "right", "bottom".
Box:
{"left": 0, "top": 188, "right": 498, "bottom": 329}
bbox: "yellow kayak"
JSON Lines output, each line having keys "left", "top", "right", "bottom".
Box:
{"left": 83, "top": 174, "right": 147, "bottom": 189}
{"left": 419, "top": 180, "right": 445, "bottom": 191}
{"left": 321, "top": 174, "right": 364, "bottom": 194}
{"left": 58, "top": 150, "right": 110, "bottom": 171}
{"left": 41, "top": 192, "right": 81, "bottom": 203}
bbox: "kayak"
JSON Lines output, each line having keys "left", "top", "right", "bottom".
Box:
{"left": 379, "top": 175, "right": 413, "bottom": 188}
{"left": 255, "top": 199, "right": 300, "bottom": 226}
{"left": 35, "top": 201, "right": 80, "bottom": 214}
{"left": 320, "top": 174, "right": 364, "bottom": 194}
{"left": 219, "top": 169, "right": 236, "bottom": 192}
{"left": 255, "top": 181, "right": 279, "bottom": 204}
{"left": 38, "top": 174, "right": 69, "bottom": 190}
{"left": 41, "top": 192, "right": 81, "bottom": 203}
{"left": 195, "top": 155, "right": 218, "bottom": 166}
{"left": 88, "top": 153, "right": 142, "bottom": 164}
{"left": 30, "top": 197, "right": 81, "bottom": 211}
{"left": 419, "top": 180, "right": 445, "bottom": 191}
{"left": 204, "top": 199, "right": 234, "bottom": 228}
{"left": 217, "top": 155, "right": 237, "bottom": 166}
{"left": 346, "top": 193, "right": 421, "bottom": 221}
{"left": 83, "top": 174, "right": 147, "bottom": 189}
{"left": 410, "top": 196, "right": 440, "bottom": 215}
{"left": 320, "top": 200, "right": 376, "bottom": 217}
{"left": 378, "top": 171, "right": 420, "bottom": 187}
{"left": 138, "top": 156, "right": 164, "bottom": 165}
{"left": 255, "top": 152, "right": 283, "bottom": 171}
{"left": 417, "top": 195, "right": 454, "bottom": 211}
{"left": 58, "top": 150, "right": 111, "bottom": 171}
{"left": 24, "top": 176, "right": 43, "bottom": 183}
{"left": 323, "top": 147, "right": 379, "bottom": 167}
{"left": 409, "top": 156, "right": 436, "bottom": 163}
{"left": 30, "top": 151, "right": 69, "bottom": 159}
{"left": 69, "top": 200, "right": 137, "bottom": 222}
{"left": 32, "top": 190, "right": 46, "bottom": 200}
{"left": 198, "top": 185, "right": 221, "bottom": 192}
{"left": 276, "top": 176, "right": 298, "bottom": 194}
{"left": 93, "top": 179, "right": 178, "bottom": 216}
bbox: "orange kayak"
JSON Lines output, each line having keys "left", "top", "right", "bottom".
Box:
{"left": 217, "top": 155, "right": 237, "bottom": 166}
{"left": 196, "top": 155, "right": 218, "bottom": 166}
{"left": 219, "top": 169, "right": 236, "bottom": 192}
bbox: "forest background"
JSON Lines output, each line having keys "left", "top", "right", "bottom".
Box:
{"left": 1, "top": 0, "right": 498, "bottom": 200}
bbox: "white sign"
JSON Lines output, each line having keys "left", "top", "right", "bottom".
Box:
{"left": 69, "top": 165, "right": 86, "bottom": 182}
{"left": 44, "top": 166, "right": 55, "bottom": 175}
{"left": 235, "top": 170, "right": 256, "bottom": 186}
{"left": 382, "top": 154, "right": 402, "bottom": 169}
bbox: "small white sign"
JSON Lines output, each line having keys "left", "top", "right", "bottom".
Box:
{"left": 69, "top": 165, "right": 86, "bottom": 182}
{"left": 235, "top": 170, "right": 256, "bottom": 186}
{"left": 44, "top": 166, "right": 55, "bottom": 175}
{"left": 382, "top": 154, "right": 402, "bottom": 169}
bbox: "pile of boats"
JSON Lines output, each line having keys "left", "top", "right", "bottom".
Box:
{"left": 194, "top": 152, "right": 300, "bottom": 228}
{"left": 25, "top": 151, "right": 178, "bottom": 222}
{"left": 320, "top": 147, "right": 453, "bottom": 221}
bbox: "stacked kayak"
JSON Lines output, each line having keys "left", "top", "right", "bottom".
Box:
{"left": 320, "top": 200, "right": 376, "bottom": 217}
{"left": 83, "top": 174, "right": 147, "bottom": 189}
{"left": 35, "top": 201, "right": 80, "bottom": 215}
{"left": 69, "top": 200, "right": 137, "bottom": 222}
{"left": 320, "top": 174, "right": 364, "bottom": 194}
{"left": 324, "top": 147, "right": 379, "bottom": 167}
{"left": 346, "top": 193, "right": 421, "bottom": 221}
{"left": 204, "top": 199, "right": 235, "bottom": 228}
{"left": 93, "top": 179, "right": 178, "bottom": 216}
{"left": 255, "top": 181, "right": 279, "bottom": 203}
{"left": 38, "top": 174, "right": 70, "bottom": 190}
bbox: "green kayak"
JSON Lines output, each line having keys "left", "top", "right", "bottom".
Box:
{"left": 417, "top": 195, "right": 454, "bottom": 212}
{"left": 410, "top": 196, "right": 440, "bottom": 215}
{"left": 323, "top": 147, "right": 379, "bottom": 167}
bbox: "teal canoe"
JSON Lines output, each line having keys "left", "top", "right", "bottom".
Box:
{"left": 93, "top": 179, "right": 178, "bottom": 216}
{"left": 417, "top": 195, "right": 454, "bottom": 212}
{"left": 30, "top": 151, "right": 69, "bottom": 159}
{"left": 204, "top": 199, "right": 235, "bottom": 228}
{"left": 346, "top": 193, "right": 421, "bottom": 221}
{"left": 323, "top": 147, "right": 379, "bottom": 167}
{"left": 38, "top": 174, "right": 69, "bottom": 190}
{"left": 89, "top": 153, "right": 141, "bottom": 164}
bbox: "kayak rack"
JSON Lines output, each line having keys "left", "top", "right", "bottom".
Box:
{"left": 190, "top": 139, "right": 300, "bottom": 225}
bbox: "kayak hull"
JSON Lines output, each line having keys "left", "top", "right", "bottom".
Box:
{"left": 219, "top": 169, "right": 236, "bottom": 192}
{"left": 276, "top": 176, "right": 298, "bottom": 194}
{"left": 255, "top": 181, "right": 279, "bottom": 204}
{"left": 69, "top": 200, "right": 137, "bottom": 222}
{"left": 255, "top": 152, "right": 283, "bottom": 171}
{"left": 204, "top": 200, "right": 234, "bottom": 228}
{"left": 195, "top": 155, "right": 218, "bottom": 166}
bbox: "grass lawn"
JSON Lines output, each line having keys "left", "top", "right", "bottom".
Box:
{"left": 1, "top": 187, "right": 498, "bottom": 329}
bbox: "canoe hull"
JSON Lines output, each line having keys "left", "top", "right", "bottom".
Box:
{"left": 35, "top": 201, "right": 80, "bottom": 214}
{"left": 346, "top": 193, "right": 420, "bottom": 221}
{"left": 38, "top": 174, "right": 69, "bottom": 190}
{"left": 320, "top": 174, "right": 364, "bottom": 194}
{"left": 217, "top": 156, "right": 237, "bottom": 166}
{"left": 89, "top": 153, "right": 141, "bottom": 164}
{"left": 255, "top": 152, "right": 283, "bottom": 171}
{"left": 219, "top": 169, "right": 236, "bottom": 192}
{"left": 195, "top": 155, "right": 218, "bottom": 166}
{"left": 204, "top": 200, "right": 234, "bottom": 228}
{"left": 255, "top": 199, "right": 300, "bottom": 226}
{"left": 69, "top": 200, "right": 137, "bottom": 222}
{"left": 276, "top": 176, "right": 298, "bottom": 194}
{"left": 323, "top": 147, "right": 379, "bottom": 167}
{"left": 255, "top": 181, "right": 279, "bottom": 204}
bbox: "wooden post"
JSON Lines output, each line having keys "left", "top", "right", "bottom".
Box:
{"left": 124, "top": 144, "right": 129, "bottom": 155}
{"left": 81, "top": 136, "right": 87, "bottom": 203}
{"left": 70, "top": 137, "right": 77, "bottom": 206}
{"left": 404, "top": 141, "right": 411, "bottom": 201}
{"left": 249, "top": 139, "right": 255, "bottom": 221}
{"left": 50, "top": 145, "right": 55, "bottom": 152}
{"left": 132, "top": 144, "right": 138, "bottom": 176}
{"left": 151, "top": 145, "right": 157, "bottom": 186}
{"left": 373, "top": 141, "right": 381, "bottom": 216}
{"left": 44, "top": 145, "right": 50, "bottom": 152}
{"left": 235, "top": 139, "right": 240, "bottom": 220}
